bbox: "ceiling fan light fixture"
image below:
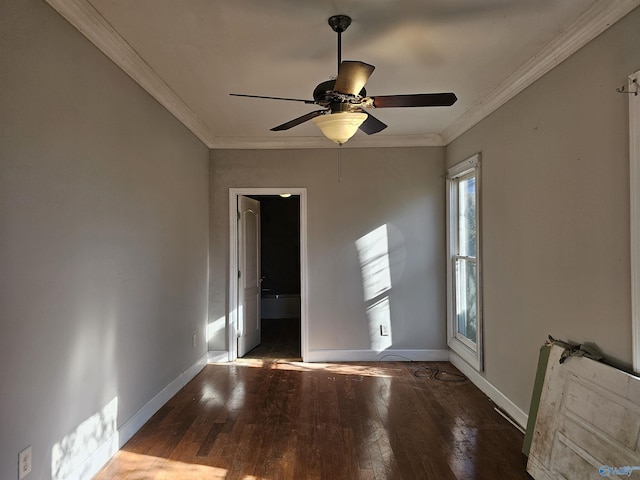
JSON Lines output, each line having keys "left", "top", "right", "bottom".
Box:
{"left": 312, "top": 112, "right": 368, "bottom": 145}
{"left": 231, "top": 15, "right": 456, "bottom": 139}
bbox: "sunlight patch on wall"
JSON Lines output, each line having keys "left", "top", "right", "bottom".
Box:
{"left": 356, "top": 225, "right": 393, "bottom": 351}
{"left": 52, "top": 397, "right": 119, "bottom": 480}
{"left": 366, "top": 296, "right": 392, "bottom": 351}
{"left": 237, "top": 303, "right": 244, "bottom": 337}
{"left": 207, "top": 316, "right": 226, "bottom": 342}
{"left": 356, "top": 225, "right": 392, "bottom": 301}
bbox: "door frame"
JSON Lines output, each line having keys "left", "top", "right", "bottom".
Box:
{"left": 629, "top": 70, "right": 640, "bottom": 372}
{"left": 228, "top": 188, "right": 308, "bottom": 362}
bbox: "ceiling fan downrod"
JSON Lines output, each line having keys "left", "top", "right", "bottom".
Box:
{"left": 328, "top": 15, "right": 351, "bottom": 74}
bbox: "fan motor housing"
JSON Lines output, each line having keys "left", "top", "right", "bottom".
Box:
{"left": 313, "top": 80, "right": 367, "bottom": 108}
{"left": 312, "top": 80, "right": 336, "bottom": 106}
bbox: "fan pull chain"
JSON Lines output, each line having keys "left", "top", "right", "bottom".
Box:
{"left": 337, "top": 144, "right": 342, "bottom": 183}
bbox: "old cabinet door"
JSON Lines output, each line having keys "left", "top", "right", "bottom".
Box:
{"left": 527, "top": 345, "right": 640, "bottom": 479}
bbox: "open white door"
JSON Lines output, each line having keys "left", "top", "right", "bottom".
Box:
{"left": 237, "top": 196, "right": 261, "bottom": 357}
{"left": 229, "top": 187, "right": 308, "bottom": 362}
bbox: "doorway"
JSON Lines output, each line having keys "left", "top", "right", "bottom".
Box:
{"left": 245, "top": 195, "right": 300, "bottom": 360}
{"left": 228, "top": 188, "right": 308, "bottom": 362}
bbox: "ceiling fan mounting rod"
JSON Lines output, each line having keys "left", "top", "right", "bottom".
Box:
{"left": 328, "top": 15, "right": 351, "bottom": 74}
{"left": 338, "top": 29, "right": 342, "bottom": 72}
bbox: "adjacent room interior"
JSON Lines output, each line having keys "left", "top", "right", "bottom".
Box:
{"left": 2, "top": 0, "right": 639, "bottom": 479}
{"left": 244, "top": 194, "right": 302, "bottom": 361}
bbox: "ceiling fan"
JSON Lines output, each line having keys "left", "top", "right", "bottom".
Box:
{"left": 230, "top": 15, "right": 457, "bottom": 145}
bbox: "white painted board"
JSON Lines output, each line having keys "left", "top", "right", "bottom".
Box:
{"left": 527, "top": 345, "right": 640, "bottom": 479}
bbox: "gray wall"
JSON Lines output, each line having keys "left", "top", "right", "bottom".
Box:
{"left": 209, "top": 148, "right": 447, "bottom": 354}
{"left": 446, "top": 7, "right": 640, "bottom": 411}
{"left": 0, "top": 1, "right": 209, "bottom": 479}
{"left": 3, "top": 1, "right": 637, "bottom": 477}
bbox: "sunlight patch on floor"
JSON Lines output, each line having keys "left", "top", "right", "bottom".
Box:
{"left": 99, "top": 450, "right": 268, "bottom": 480}
{"left": 228, "top": 358, "right": 396, "bottom": 378}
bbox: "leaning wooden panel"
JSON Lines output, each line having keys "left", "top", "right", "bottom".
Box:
{"left": 527, "top": 344, "right": 640, "bottom": 479}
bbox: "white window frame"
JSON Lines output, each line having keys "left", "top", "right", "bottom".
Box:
{"left": 629, "top": 71, "right": 640, "bottom": 373}
{"left": 446, "top": 153, "right": 483, "bottom": 371}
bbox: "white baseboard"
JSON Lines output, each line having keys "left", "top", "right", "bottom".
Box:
{"left": 118, "top": 352, "right": 208, "bottom": 445}
{"left": 69, "top": 353, "right": 208, "bottom": 480}
{"left": 449, "top": 351, "right": 528, "bottom": 430}
{"left": 207, "top": 350, "right": 230, "bottom": 363}
{"left": 54, "top": 415, "right": 120, "bottom": 480}
{"left": 305, "top": 349, "right": 450, "bottom": 363}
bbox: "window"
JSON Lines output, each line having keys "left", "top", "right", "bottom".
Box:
{"left": 447, "top": 154, "right": 482, "bottom": 370}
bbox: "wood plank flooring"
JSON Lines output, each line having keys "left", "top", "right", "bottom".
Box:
{"left": 243, "top": 318, "right": 301, "bottom": 361}
{"left": 94, "top": 359, "right": 531, "bottom": 479}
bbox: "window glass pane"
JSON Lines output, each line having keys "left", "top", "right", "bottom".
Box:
{"left": 455, "top": 258, "right": 477, "bottom": 344}
{"left": 458, "top": 175, "right": 476, "bottom": 257}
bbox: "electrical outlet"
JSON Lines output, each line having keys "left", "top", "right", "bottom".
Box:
{"left": 380, "top": 324, "right": 389, "bottom": 336}
{"left": 19, "top": 445, "right": 32, "bottom": 479}
{"left": 192, "top": 333, "right": 197, "bottom": 348}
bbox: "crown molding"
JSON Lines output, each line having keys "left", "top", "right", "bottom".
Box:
{"left": 211, "top": 133, "right": 445, "bottom": 149}
{"left": 46, "top": 0, "right": 638, "bottom": 150}
{"left": 44, "top": 0, "right": 217, "bottom": 148}
{"left": 442, "top": 0, "right": 639, "bottom": 145}
{"left": 42, "top": 0, "right": 442, "bottom": 150}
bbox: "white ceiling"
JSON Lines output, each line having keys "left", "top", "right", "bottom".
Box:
{"left": 47, "top": 0, "right": 638, "bottom": 148}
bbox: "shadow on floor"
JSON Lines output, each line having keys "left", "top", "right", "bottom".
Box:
{"left": 243, "top": 317, "right": 301, "bottom": 361}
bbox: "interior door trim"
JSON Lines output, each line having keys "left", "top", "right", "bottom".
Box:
{"left": 629, "top": 70, "right": 640, "bottom": 373}
{"left": 228, "top": 188, "right": 308, "bottom": 362}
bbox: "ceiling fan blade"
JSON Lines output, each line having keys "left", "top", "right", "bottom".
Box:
{"left": 230, "top": 93, "right": 315, "bottom": 104}
{"left": 333, "top": 61, "right": 375, "bottom": 96}
{"left": 270, "top": 110, "right": 327, "bottom": 131}
{"left": 371, "top": 93, "right": 457, "bottom": 108}
{"left": 359, "top": 113, "right": 387, "bottom": 135}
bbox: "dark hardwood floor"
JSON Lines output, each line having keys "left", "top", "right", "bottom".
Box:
{"left": 94, "top": 333, "right": 531, "bottom": 480}
{"left": 243, "top": 318, "right": 302, "bottom": 361}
